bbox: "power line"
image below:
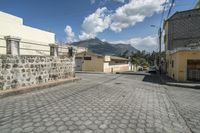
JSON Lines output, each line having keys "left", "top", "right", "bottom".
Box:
{"left": 167, "top": 0, "right": 176, "bottom": 18}
{"left": 160, "top": 0, "right": 168, "bottom": 28}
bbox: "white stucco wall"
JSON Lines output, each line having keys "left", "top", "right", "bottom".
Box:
{"left": 0, "top": 11, "right": 55, "bottom": 55}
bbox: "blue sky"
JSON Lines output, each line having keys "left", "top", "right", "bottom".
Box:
{"left": 0, "top": 0, "right": 197, "bottom": 51}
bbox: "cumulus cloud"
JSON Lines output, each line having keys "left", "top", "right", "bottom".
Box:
{"left": 79, "top": 7, "right": 111, "bottom": 40}
{"left": 110, "top": 36, "right": 159, "bottom": 52}
{"left": 110, "top": 0, "right": 166, "bottom": 32}
{"left": 80, "top": 0, "right": 166, "bottom": 39}
{"left": 64, "top": 25, "right": 76, "bottom": 43}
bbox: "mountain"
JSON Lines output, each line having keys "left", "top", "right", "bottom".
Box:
{"left": 71, "top": 38, "right": 138, "bottom": 56}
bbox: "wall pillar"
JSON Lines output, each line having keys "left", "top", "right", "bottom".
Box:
{"left": 4, "top": 36, "right": 21, "bottom": 56}
{"left": 49, "top": 44, "right": 58, "bottom": 57}
{"left": 68, "top": 46, "right": 76, "bottom": 77}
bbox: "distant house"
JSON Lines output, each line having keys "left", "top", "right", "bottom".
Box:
{"left": 0, "top": 11, "right": 55, "bottom": 55}
{"left": 75, "top": 51, "right": 129, "bottom": 73}
{"left": 164, "top": 8, "right": 200, "bottom": 81}
{"left": 58, "top": 44, "right": 88, "bottom": 56}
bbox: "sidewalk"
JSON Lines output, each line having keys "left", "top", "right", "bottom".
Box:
{"left": 0, "top": 77, "right": 81, "bottom": 99}
{"left": 159, "top": 73, "right": 200, "bottom": 89}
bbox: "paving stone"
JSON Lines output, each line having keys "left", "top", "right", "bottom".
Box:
{"left": 0, "top": 73, "right": 196, "bottom": 133}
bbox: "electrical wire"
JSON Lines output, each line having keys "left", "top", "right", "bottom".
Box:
{"left": 167, "top": 0, "right": 176, "bottom": 18}
{"left": 160, "top": 0, "right": 169, "bottom": 28}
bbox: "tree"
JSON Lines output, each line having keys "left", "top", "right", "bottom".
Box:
{"left": 120, "top": 50, "right": 129, "bottom": 58}
{"left": 131, "top": 57, "right": 139, "bottom": 66}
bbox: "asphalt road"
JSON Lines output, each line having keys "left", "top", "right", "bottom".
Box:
{"left": 0, "top": 73, "right": 200, "bottom": 133}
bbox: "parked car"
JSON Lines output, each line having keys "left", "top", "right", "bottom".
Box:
{"left": 148, "top": 66, "right": 157, "bottom": 73}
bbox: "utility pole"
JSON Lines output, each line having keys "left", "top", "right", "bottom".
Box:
{"left": 150, "top": 25, "right": 162, "bottom": 71}
{"left": 158, "top": 27, "right": 162, "bottom": 75}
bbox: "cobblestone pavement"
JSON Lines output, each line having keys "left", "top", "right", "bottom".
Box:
{"left": 166, "top": 86, "right": 200, "bottom": 133}
{"left": 0, "top": 73, "right": 197, "bottom": 133}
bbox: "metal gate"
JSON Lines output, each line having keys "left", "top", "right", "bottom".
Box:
{"left": 187, "top": 60, "right": 200, "bottom": 81}
{"left": 75, "top": 57, "right": 83, "bottom": 71}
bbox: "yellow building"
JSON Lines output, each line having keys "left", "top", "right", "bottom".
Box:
{"left": 164, "top": 9, "right": 200, "bottom": 81}
{"left": 75, "top": 51, "right": 129, "bottom": 73}
{"left": 0, "top": 11, "right": 55, "bottom": 55}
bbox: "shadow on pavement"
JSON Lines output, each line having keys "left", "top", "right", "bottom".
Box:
{"left": 117, "top": 71, "right": 162, "bottom": 84}
{"left": 117, "top": 71, "right": 200, "bottom": 89}
{"left": 142, "top": 73, "right": 161, "bottom": 84}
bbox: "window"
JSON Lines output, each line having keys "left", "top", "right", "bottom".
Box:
{"left": 50, "top": 46, "right": 55, "bottom": 56}
{"left": 49, "top": 44, "right": 58, "bottom": 56}
{"left": 5, "top": 36, "right": 20, "bottom": 55}
{"left": 6, "top": 40, "right": 20, "bottom": 55}
{"left": 75, "top": 57, "right": 82, "bottom": 59}
{"left": 6, "top": 40, "right": 12, "bottom": 54}
{"left": 84, "top": 57, "right": 91, "bottom": 60}
{"left": 172, "top": 60, "right": 174, "bottom": 68}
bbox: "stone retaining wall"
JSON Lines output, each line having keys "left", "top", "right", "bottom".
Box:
{"left": 0, "top": 55, "right": 75, "bottom": 90}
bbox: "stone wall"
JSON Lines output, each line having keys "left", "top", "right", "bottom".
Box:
{"left": 0, "top": 55, "right": 75, "bottom": 90}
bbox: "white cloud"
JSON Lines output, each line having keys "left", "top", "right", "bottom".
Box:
{"left": 109, "top": 36, "right": 159, "bottom": 52}
{"left": 80, "top": 0, "right": 167, "bottom": 40}
{"left": 79, "top": 7, "right": 111, "bottom": 40}
{"left": 110, "top": 0, "right": 166, "bottom": 32}
{"left": 64, "top": 25, "right": 76, "bottom": 43}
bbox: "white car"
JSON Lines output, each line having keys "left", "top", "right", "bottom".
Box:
{"left": 148, "top": 66, "right": 157, "bottom": 73}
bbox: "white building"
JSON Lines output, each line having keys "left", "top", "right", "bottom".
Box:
{"left": 0, "top": 11, "right": 55, "bottom": 55}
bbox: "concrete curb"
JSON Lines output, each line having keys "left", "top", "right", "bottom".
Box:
{"left": 0, "top": 77, "right": 81, "bottom": 99}
{"left": 164, "top": 82, "right": 200, "bottom": 89}
{"left": 76, "top": 71, "right": 108, "bottom": 74}
{"left": 159, "top": 75, "right": 200, "bottom": 89}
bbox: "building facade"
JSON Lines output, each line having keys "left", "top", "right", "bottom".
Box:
{"left": 0, "top": 11, "right": 55, "bottom": 56}
{"left": 164, "top": 9, "right": 200, "bottom": 81}
{"left": 195, "top": 0, "right": 200, "bottom": 9}
{"left": 75, "top": 51, "right": 129, "bottom": 73}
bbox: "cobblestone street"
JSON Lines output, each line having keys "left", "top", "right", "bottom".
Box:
{"left": 0, "top": 73, "right": 200, "bottom": 133}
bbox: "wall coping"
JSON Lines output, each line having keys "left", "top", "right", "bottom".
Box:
{"left": 4, "top": 36, "right": 21, "bottom": 41}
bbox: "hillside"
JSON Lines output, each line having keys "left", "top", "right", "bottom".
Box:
{"left": 71, "top": 38, "right": 138, "bottom": 56}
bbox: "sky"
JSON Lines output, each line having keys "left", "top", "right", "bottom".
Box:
{"left": 0, "top": 0, "right": 197, "bottom": 52}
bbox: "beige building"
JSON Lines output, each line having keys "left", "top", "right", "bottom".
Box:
{"left": 0, "top": 11, "right": 55, "bottom": 55}
{"left": 164, "top": 9, "right": 200, "bottom": 81}
{"left": 58, "top": 44, "right": 88, "bottom": 56}
{"left": 75, "top": 51, "right": 129, "bottom": 73}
